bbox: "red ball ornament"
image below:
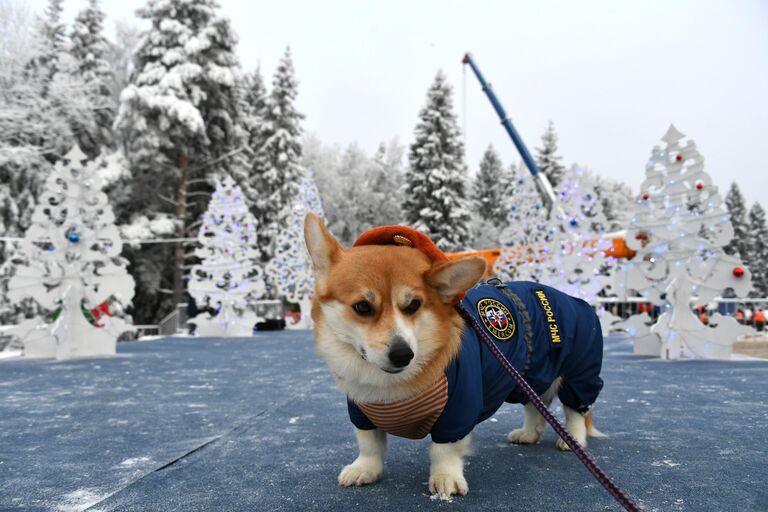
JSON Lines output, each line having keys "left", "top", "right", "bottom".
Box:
{"left": 733, "top": 266, "right": 745, "bottom": 278}
{"left": 676, "top": 154, "right": 683, "bottom": 162}
{"left": 642, "top": 192, "right": 650, "bottom": 200}
{"left": 695, "top": 180, "right": 704, "bottom": 190}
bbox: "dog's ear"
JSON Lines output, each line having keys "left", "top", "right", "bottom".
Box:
{"left": 426, "top": 257, "right": 487, "bottom": 303}
{"left": 304, "top": 213, "right": 342, "bottom": 276}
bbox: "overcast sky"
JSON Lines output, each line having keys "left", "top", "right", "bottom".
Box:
{"left": 33, "top": 0, "right": 768, "bottom": 207}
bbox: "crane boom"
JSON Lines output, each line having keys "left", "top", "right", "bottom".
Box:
{"left": 462, "top": 52, "right": 557, "bottom": 209}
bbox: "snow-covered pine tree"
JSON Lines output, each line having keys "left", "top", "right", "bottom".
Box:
{"left": 233, "top": 67, "right": 267, "bottom": 209}
{"left": 747, "top": 202, "right": 768, "bottom": 297}
{"left": 116, "top": 0, "right": 246, "bottom": 320}
{"left": 594, "top": 174, "right": 634, "bottom": 232}
{"left": 70, "top": 0, "right": 114, "bottom": 157}
{"left": 251, "top": 48, "right": 305, "bottom": 262}
{"left": 106, "top": 21, "right": 141, "bottom": 106}
{"left": 7, "top": 146, "right": 135, "bottom": 359}
{"left": 0, "top": 1, "right": 73, "bottom": 267}
{"left": 535, "top": 121, "right": 566, "bottom": 188}
{"left": 266, "top": 172, "right": 325, "bottom": 328}
{"left": 188, "top": 175, "right": 264, "bottom": 337}
{"left": 724, "top": 182, "right": 750, "bottom": 260}
{"left": 473, "top": 145, "right": 506, "bottom": 224}
{"left": 368, "top": 139, "right": 405, "bottom": 226}
{"left": 26, "top": 0, "right": 66, "bottom": 96}
{"left": 403, "top": 71, "right": 471, "bottom": 252}
{"left": 244, "top": 67, "right": 268, "bottom": 133}
{"left": 304, "top": 138, "right": 402, "bottom": 245}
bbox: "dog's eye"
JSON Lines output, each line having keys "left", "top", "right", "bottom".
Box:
{"left": 352, "top": 300, "right": 374, "bottom": 316}
{"left": 403, "top": 299, "right": 421, "bottom": 315}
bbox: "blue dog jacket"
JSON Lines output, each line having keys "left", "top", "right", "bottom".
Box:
{"left": 347, "top": 281, "right": 604, "bottom": 443}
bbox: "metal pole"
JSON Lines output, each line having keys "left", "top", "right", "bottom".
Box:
{"left": 462, "top": 52, "right": 557, "bottom": 209}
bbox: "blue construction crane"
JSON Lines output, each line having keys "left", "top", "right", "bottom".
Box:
{"left": 462, "top": 52, "right": 558, "bottom": 210}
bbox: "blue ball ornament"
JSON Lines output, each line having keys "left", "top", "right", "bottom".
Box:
{"left": 569, "top": 218, "right": 578, "bottom": 227}
{"left": 67, "top": 231, "right": 80, "bottom": 243}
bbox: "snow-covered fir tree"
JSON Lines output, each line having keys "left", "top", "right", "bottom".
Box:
{"left": 473, "top": 145, "right": 507, "bottom": 224}
{"left": 251, "top": 48, "right": 305, "bottom": 262}
{"left": 535, "top": 121, "right": 566, "bottom": 188}
{"left": 106, "top": 20, "right": 141, "bottom": 106}
{"left": 266, "top": 172, "right": 325, "bottom": 328}
{"left": 594, "top": 174, "right": 634, "bottom": 232}
{"left": 305, "top": 137, "right": 404, "bottom": 245}
{"left": 0, "top": 1, "right": 75, "bottom": 277}
{"left": 403, "top": 71, "right": 471, "bottom": 252}
{"left": 7, "top": 146, "right": 135, "bottom": 359}
{"left": 747, "top": 202, "right": 768, "bottom": 297}
{"left": 115, "top": 0, "right": 246, "bottom": 320}
{"left": 369, "top": 140, "right": 405, "bottom": 226}
{"left": 233, "top": 67, "right": 267, "bottom": 208}
{"left": 27, "top": 0, "right": 66, "bottom": 96}
{"left": 244, "top": 67, "right": 268, "bottom": 137}
{"left": 69, "top": 0, "right": 114, "bottom": 156}
{"left": 724, "top": 182, "right": 749, "bottom": 260}
{"left": 188, "top": 175, "right": 264, "bottom": 337}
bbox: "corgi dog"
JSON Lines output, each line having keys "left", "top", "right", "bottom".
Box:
{"left": 304, "top": 213, "right": 605, "bottom": 498}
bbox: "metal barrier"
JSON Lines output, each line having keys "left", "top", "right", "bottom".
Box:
{"left": 158, "top": 304, "right": 189, "bottom": 336}
{"left": 596, "top": 297, "right": 768, "bottom": 331}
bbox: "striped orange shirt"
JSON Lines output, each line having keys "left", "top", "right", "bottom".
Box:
{"left": 357, "top": 375, "right": 449, "bottom": 439}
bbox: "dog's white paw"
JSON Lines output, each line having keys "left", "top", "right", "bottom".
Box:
{"left": 507, "top": 428, "right": 542, "bottom": 445}
{"left": 338, "top": 460, "right": 382, "bottom": 487}
{"left": 429, "top": 472, "right": 469, "bottom": 497}
{"left": 556, "top": 435, "right": 586, "bottom": 451}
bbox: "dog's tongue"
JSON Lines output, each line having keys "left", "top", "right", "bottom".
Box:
{"left": 353, "top": 225, "right": 449, "bottom": 263}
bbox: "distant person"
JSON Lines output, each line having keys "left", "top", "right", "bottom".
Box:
{"left": 186, "top": 294, "right": 199, "bottom": 318}
{"left": 735, "top": 309, "right": 745, "bottom": 324}
{"left": 186, "top": 294, "right": 199, "bottom": 335}
{"left": 755, "top": 309, "right": 765, "bottom": 332}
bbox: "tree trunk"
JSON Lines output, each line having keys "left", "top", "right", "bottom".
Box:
{"left": 173, "top": 151, "right": 189, "bottom": 310}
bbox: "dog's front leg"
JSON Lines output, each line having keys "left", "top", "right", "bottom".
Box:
{"left": 428, "top": 434, "right": 471, "bottom": 497}
{"left": 338, "top": 428, "right": 386, "bottom": 487}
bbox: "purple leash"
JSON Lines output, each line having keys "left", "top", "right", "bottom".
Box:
{"left": 456, "top": 304, "right": 643, "bottom": 512}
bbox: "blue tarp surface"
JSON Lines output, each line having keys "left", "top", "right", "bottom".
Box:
{"left": 1, "top": 333, "right": 766, "bottom": 511}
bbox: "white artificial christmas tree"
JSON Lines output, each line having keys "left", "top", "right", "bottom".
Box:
{"left": 266, "top": 173, "right": 326, "bottom": 329}
{"left": 616, "top": 125, "right": 753, "bottom": 359}
{"left": 546, "top": 167, "right": 614, "bottom": 303}
{"left": 7, "top": 146, "right": 135, "bottom": 359}
{"left": 188, "top": 176, "right": 265, "bottom": 337}
{"left": 494, "top": 172, "right": 554, "bottom": 282}
{"left": 495, "top": 167, "right": 613, "bottom": 304}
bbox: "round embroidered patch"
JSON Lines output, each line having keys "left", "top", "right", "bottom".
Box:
{"left": 476, "top": 298, "right": 516, "bottom": 340}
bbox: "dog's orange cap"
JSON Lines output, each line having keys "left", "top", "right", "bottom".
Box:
{"left": 353, "top": 225, "right": 449, "bottom": 263}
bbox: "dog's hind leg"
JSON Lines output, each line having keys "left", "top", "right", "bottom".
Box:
{"left": 555, "top": 406, "right": 588, "bottom": 451}
{"left": 585, "top": 410, "right": 607, "bottom": 438}
{"left": 338, "top": 428, "right": 387, "bottom": 487}
{"left": 507, "top": 378, "right": 560, "bottom": 445}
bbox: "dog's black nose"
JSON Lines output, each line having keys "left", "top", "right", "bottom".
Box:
{"left": 388, "top": 338, "right": 414, "bottom": 368}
